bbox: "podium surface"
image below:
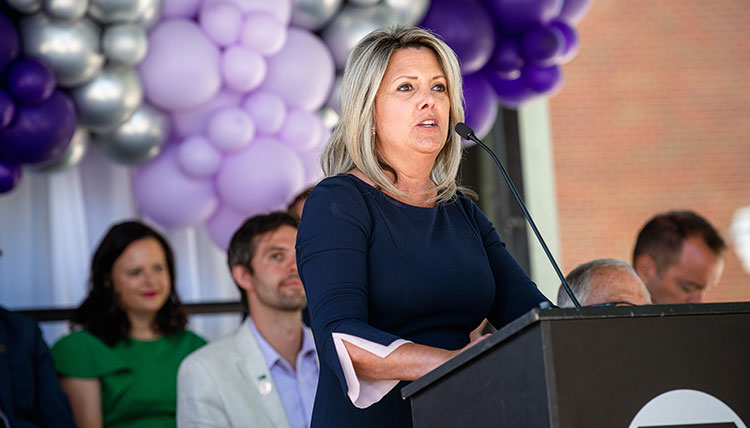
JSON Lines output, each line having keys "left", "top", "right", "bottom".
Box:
{"left": 402, "top": 302, "right": 750, "bottom": 428}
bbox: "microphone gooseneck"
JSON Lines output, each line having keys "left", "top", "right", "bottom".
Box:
{"left": 456, "top": 122, "right": 582, "bottom": 309}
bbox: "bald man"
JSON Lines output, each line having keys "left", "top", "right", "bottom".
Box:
{"left": 557, "top": 259, "right": 651, "bottom": 308}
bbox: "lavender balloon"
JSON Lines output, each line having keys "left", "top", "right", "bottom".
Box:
{"left": 133, "top": 146, "right": 219, "bottom": 228}
{"left": 172, "top": 90, "right": 242, "bottom": 138}
{"left": 207, "top": 107, "right": 256, "bottom": 153}
{"left": 139, "top": 19, "right": 221, "bottom": 111}
{"left": 279, "top": 109, "right": 324, "bottom": 153}
{"left": 221, "top": 46, "right": 266, "bottom": 92}
{"left": 206, "top": 0, "right": 293, "bottom": 24}
{"left": 205, "top": 203, "right": 248, "bottom": 250}
{"left": 0, "top": 90, "right": 76, "bottom": 164}
{"left": 0, "top": 158, "right": 21, "bottom": 194}
{"left": 199, "top": 1, "right": 243, "bottom": 46}
{"left": 260, "top": 28, "right": 334, "bottom": 112}
{"left": 177, "top": 135, "right": 223, "bottom": 178}
{"left": 242, "top": 90, "right": 286, "bottom": 135}
{"left": 240, "top": 12, "right": 287, "bottom": 56}
{"left": 420, "top": 0, "right": 495, "bottom": 73}
{"left": 215, "top": 136, "right": 305, "bottom": 215}
{"left": 558, "top": 0, "right": 593, "bottom": 25}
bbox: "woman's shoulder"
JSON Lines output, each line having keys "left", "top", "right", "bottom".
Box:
{"left": 170, "top": 330, "right": 207, "bottom": 351}
{"left": 52, "top": 330, "right": 128, "bottom": 378}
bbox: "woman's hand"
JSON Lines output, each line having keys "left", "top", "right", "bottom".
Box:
{"left": 59, "top": 377, "right": 103, "bottom": 428}
{"left": 344, "top": 333, "right": 492, "bottom": 382}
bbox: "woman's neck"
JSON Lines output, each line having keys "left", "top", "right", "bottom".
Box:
{"left": 127, "top": 311, "right": 161, "bottom": 341}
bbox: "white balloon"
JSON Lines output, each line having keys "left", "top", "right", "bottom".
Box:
{"left": 43, "top": 0, "right": 89, "bottom": 21}
{"left": 102, "top": 24, "right": 148, "bottom": 65}
{"left": 321, "top": 4, "right": 399, "bottom": 70}
{"left": 20, "top": 13, "right": 104, "bottom": 87}
{"left": 71, "top": 67, "right": 143, "bottom": 132}
{"left": 291, "top": 0, "right": 342, "bottom": 31}
{"left": 6, "top": 0, "right": 42, "bottom": 13}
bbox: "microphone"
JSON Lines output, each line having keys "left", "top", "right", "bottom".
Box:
{"left": 455, "top": 122, "right": 582, "bottom": 308}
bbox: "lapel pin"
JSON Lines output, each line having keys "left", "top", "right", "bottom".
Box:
{"left": 257, "top": 374, "right": 273, "bottom": 396}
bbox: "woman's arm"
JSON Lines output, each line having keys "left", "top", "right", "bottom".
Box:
{"left": 59, "top": 377, "right": 102, "bottom": 428}
{"left": 343, "top": 334, "right": 488, "bottom": 381}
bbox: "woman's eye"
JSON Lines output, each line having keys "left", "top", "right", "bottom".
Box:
{"left": 397, "top": 83, "right": 413, "bottom": 91}
{"left": 127, "top": 269, "right": 142, "bottom": 277}
{"left": 153, "top": 264, "right": 165, "bottom": 273}
{"left": 433, "top": 83, "right": 446, "bottom": 92}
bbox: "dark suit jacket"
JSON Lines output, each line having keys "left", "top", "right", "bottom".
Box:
{"left": 0, "top": 307, "right": 76, "bottom": 428}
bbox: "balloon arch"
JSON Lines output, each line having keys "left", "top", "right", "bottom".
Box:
{"left": 0, "top": 0, "right": 591, "bottom": 248}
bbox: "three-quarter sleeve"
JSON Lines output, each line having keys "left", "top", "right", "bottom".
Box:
{"left": 468, "top": 200, "right": 551, "bottom": 328}
{"left": 296, "top": 177, "right": 411, "bottom": 408}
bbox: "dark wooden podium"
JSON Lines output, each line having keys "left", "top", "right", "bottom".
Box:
{"left": 401, "top": 302, "right": 750, "bottom": 428}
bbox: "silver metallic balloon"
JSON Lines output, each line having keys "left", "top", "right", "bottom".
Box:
{"left": 71, "top": 66, "right": 143, "bottom": 133}
{"left": 92, "top": 104, "right": 170, "bottom": 165}
{"left": 319, "top": 106, "right": 339, "bottom": 130}
{"left": 322, "top": 4, "right": 399, "bottom": 69}
{"left": 6, "top": 0, "right": 42, "bottom": 13}
{"left": 102, "top": 24, "right": 148, "bottom": 66}
{"left": 19, "top": 13, "right": 104, "bottom": 87}
{"left": 348, "top": 0, "right": 380, "bottom": 5}
{"left": 88, "top": 0, "right": 161, "bottom": 24}
{"left": 384, "top": 0, "right": 429, "bottom": 25}
{"left": 137, "top": 0, "right": 162, "bottom": 29}
{"left": 291, "top": 0, "right": 342, "bottom": 31}
{"left": 30, "top": 126, "right": 89, "bottom": 173}
{"left": 43, "top": 0, "right": 89, "bottom": 21}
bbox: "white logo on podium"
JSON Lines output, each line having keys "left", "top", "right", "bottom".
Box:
{"left": 629, "top": 389, "right": 746, "bottom": 428}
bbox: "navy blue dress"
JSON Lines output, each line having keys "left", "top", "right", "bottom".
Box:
{"left": 296, "top": 174, "right": 549, "bottom": 428}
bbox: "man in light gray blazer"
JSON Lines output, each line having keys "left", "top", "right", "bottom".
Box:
{"left": 178, "top": 213, "right": 319, "bottom": 428}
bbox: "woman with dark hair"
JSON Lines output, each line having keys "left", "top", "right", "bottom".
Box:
{"left": 51, "top": 221, "right": 206, "bottom": 428}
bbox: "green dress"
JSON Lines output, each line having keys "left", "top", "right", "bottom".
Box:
{"left": 51, "top": 330, "right": 206, "bottom": 428}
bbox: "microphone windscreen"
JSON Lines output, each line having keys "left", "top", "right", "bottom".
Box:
{"left": 455, "top": 122, "right": 474, "bottom": 139}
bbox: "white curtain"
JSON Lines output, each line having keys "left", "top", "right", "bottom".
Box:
{"left": 0, "top": 149, "right": 241, "bottom": 345}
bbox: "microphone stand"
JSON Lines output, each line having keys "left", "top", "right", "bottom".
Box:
{"left": 456, "top": 122, "right": 582, "bottom": 308}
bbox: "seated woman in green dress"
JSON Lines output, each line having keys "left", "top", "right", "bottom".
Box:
{"left": 52, "top": 221, "right": 206, "bottom": 428}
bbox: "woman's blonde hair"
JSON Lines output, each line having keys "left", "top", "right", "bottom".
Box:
{"left": 322, "top": 25, "right": 466, "bottom": 203}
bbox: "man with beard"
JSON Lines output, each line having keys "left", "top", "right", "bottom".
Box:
{"left": 177, "top": 213, "right": 318, "bottom": 428}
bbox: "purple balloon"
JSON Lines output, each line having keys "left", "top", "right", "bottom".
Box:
{"left": 550, "top": 20, "right": 579, "bottom": 63}
{"left": 5, "top": 57, "right": 57, "bottom": 105}
{"left": 177, "top": 135, "right": 223, "bottom": 178}
{"left": 0, "top": 158, "right": 21, "bottom": 194}
{"left": 487, "top": 0, "right": 563, "bottom": 35}
{"left": 207, "top": 107, "right": 256, "bottom": 152}
{"left": 205, "top": 203, "right": 252, "bottom": 250}
{"left": 0, "top": 12, "right": 20, "bottom": 72}
{"left": 215, "top": 136, "right": 305, "bottom": 215}
{"left": 0, "top": 89, "right": 15, "bottom": 130}
{"left": 199, "top": 1, "right": 243, "bottom": 46}
{"left": 558, "top": 0, "right": 593, "bottom": 25}
{"left": 133, "top": 146, "right": 219, "bottom": 228}
{"left": 259, "top": 28, "right": 334, "bottom": 112}
{"left": 172, "top": 90, "right": 242, "bottom": 138}
{"left": 463, "top": 73, "right": 498, "bottom": 139}
{"left": 420, "top": 0, "right": 495, "bottom": 73}
{"left": 490, "top": 38, "right": 524, "bottom": 79}
{"left": 139, "top": 19, "right": 221, "bottom": 112}
{"left": 240, "top": 11, "right": 287, "bottom": 56}
{"left": 522, "top": 64, "right": 563, "bottom": 94}
{"left": 485, "top": 70, "right": 536, "bottom": 108}
{"left": 242, "top": 90, "right": 286, "bottom": 135}
{"left": 221, "top": 45, "right": 266, "bottom": 92}
{"left": 521, "top": 24, "right": 565, "bottom": 67}
{"left": 279, "top": 109, "right": 323, "bottom": 153}
{"left": 0, "top": 90, "right": 76, "bottom": 164}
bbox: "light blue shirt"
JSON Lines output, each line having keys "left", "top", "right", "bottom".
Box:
{"left": 248, "top": 318, "right": 319, "bottom": 428}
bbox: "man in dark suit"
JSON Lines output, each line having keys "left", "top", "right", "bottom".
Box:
{"left": 0, "top": 247, "right": 76, "bottom": 427}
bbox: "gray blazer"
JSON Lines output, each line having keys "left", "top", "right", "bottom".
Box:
{"left": 177, "top": 321, "right": 315, "bottom": 428}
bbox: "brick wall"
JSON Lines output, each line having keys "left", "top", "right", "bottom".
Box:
{"left": 548, "top": 0, "right": 750, "bottom": 302}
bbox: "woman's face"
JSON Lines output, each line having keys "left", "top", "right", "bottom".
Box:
{"left": 374, "top": 47, "right": 450, "bottom": 164}
{"left": 110, "top": 237, "right": 171, "bottom": 318}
